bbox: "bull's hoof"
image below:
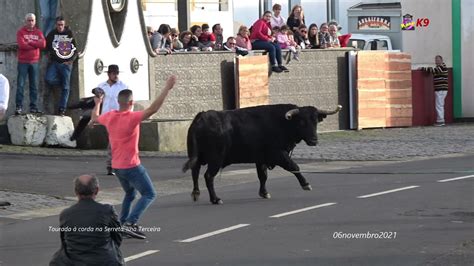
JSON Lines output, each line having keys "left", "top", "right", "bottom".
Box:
{"left": 302, "top": 184, "right": 312, "bottom": 191}
{"left": 259, "top": 192, "right": 272, "bottom": 199}
{"left": 211, "top": 198, "right": 224, "bottom": 205}
{"left": 191, "top": 191, "right": 200, "bottom": 202}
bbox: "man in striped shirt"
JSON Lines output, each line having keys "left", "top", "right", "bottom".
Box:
{"left": 420, "top": 55, "right": 448, "bottom": 126}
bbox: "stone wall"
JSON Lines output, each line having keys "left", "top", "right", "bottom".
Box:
{"left": 146, "top": 49, "right": 352, "bottom": 131}
{"left": 140, "top": 51, "right": 236, "bottom": 120}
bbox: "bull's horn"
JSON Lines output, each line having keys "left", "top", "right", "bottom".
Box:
{"left": 285, "top": 109, "right": 300, "bottom": 120}
{"left": 319, "top": 105, "right": 342, "bottom": 115}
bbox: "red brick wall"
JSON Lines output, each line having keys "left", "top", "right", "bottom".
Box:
{"left": 357, "top": 52, "right": 413, "bottom": 129}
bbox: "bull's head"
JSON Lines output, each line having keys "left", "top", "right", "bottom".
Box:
{"left": 285, "top": 105, "right": 342, "bottom": 146}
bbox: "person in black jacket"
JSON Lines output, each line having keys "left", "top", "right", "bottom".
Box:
{"left": 287, "top": 5, "right": 305, "bottom": 32}
{"left": 45, "top": 16, "right": 78, "bottom": 116}
{"left": 50, "top": 174, "right": 124, "bottom": 266}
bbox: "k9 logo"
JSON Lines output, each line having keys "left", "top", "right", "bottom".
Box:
{"left": 416, "top": 18, "right": 430, "bottom": 27}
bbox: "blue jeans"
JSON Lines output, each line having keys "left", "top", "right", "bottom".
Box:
{"left": 114, "top": 164, "right": 157, "bottom": 224}
{"left": 39, "top": 0, "right": 58, "bottom": 36}
{"left": 16, "top": 63, "right": 39, "bottom": 110}
{"left": 251, "top": 40, "right": 282, "bottom": 66}
{"left": 45, "top": 62, "right": 72, "bottom": 110}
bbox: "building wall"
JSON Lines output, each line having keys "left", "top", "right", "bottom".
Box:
{"left": 0, "top": 0, "right": 35, "bottom": 44}
{"left": 401, "top": 0, "right": 452, "bottom": 68}
{"left": 81, "top": 0, "right": 149, "bottom": 100}
{"left": 461, "top": 0, "right": 474, "bottom": 117}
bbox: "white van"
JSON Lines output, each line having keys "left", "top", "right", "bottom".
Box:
{"left": 348, "top": 34, "right": 393, "bottom": 50}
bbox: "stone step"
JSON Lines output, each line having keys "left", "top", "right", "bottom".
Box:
{"left": 7, "top": 114, "right": 76, "bottom": 148}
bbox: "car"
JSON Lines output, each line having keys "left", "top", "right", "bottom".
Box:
{"left": 348, "top": 33, "right": 393, "bottom": 50}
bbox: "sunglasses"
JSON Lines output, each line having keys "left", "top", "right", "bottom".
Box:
{"left": 301, "top": 30, "right": 307, "bottom": 33}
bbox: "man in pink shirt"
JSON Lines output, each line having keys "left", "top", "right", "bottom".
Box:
{"left": 91, "top": 75, "right": 177, "bottom": 239}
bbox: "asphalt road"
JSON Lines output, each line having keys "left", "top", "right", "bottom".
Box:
{"left": 0, "top": 154, "right": 473, "bottom": 265}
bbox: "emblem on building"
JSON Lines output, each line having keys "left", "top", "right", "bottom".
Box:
{"left": 401, "top": 14, "right": 415, "bottom": 30}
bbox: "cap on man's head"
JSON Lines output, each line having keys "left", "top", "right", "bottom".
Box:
{"left": 107, "top": 64, "right": 119, "bottom": 73}
{"left": 328, "top": 20, "right": 342, "bottom": 30}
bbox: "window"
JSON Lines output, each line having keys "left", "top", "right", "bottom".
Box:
{"left": 142, "top": 0, "right": 178, "bottom": 28}
{"left": 191, "top": 0, "right": 229, "bottom": 12}
{"left": 369, "top": 40, "right": 389, "bottom": 50}
{"left": 349, "top": 39, "right": 365, "bottom": 49}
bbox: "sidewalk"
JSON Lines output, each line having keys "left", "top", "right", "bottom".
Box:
{"left": 1, "top": 123, "right": 473, "bottom": 161}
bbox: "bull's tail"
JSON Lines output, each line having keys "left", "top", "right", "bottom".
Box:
{"left": 182, "top": 123, "right": 199, "bottom": 173}
{"left": 182, "top": 156, "right": 198, "bottom": 173}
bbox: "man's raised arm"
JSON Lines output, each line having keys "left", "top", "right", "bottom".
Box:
{"left": 91, "top": 95, "right": 103, "bottom": 123}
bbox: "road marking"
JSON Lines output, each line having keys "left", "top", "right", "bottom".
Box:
{"left": 269, "top": 202, "right": 337, "bottom": 218}
{"left": 177, "top": 224, "right": 250, "bottom": 243}
{"left": 437, "top": 175, "right": 474, "bottom": 183}
{"left": 357, "top": 186, "right": 419, "bottom": 199}
{"left": 124, "top": 250, "right": 160, "bottom": 262}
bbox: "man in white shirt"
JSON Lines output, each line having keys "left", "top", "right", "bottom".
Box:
{"left": 97, "top": 64, "right": 128, "bottom": 175}
{"left": 0, "top": 74, "right": 10, "bottom": 120}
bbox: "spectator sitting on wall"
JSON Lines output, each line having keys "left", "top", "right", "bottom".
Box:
{"left": 270, "top": 4, "right": 286, "bottom": 28}
{"left": 223, "top": 36, "right": 248, "bottom": 56}
{"left": 151, "top": 24, "right": 172, "bottom": 54}
{"left": 276, "top": 25, "right": 300, "bottom": 62}
{"left": 190, "top": 25, "right": 212, "bottom": 51}
{"left": 198, "top": 24, "right": 215, "bottom": 48}
{"left": 211, "top": 24, "right": 224, "bottom": 50}
{"left": 146, "top": 26, "right": 154, "bottom": 47}
{"left": 294, "top": 24, "right": 310, "bottom": 49}
{"left": 307, "top": 23, "right": 321, "bottom": 49}
{"left": 0, "top": 74, "right": 9, "bottom": 120}
{"left": 15, "top": 13, "right": 46, "bottom": 115}
{"left": 235, "top": 25, "right": 252, "bottom": 51}
{"left": 327, "top": 24, "right": 341, "bottom": 48}
{"left": 318, "top": 23, "right": 330, "bottom": 48}
{"left": 287, "top": 5, "right": 305, "bottom": 32}
{"left": 168, "top": 28, "right": 183, "bottom": 51}
{"left": 250, "top": 11, "right": 288, "bottom": 73}
{"left": 179, "top": 31, "right": 199, "bottom": 51}
{"left": 328, "top": 20, "right": 342, "bottom": 37}
{"left": 419, "top": 55, "right": 449, "bottom": 126}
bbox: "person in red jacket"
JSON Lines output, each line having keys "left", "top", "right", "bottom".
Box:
{"left": 250, "top": 11, "right": 288, "bottom": 73}
{"left": 15, "top": 13, "right": 46, "bottom": 115}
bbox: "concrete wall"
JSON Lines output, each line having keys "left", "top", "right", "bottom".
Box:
{"left": 142, "top": 51, "right": 236, "bottom": 120}
{"left": 0, "top": 0, "right": 35, "bottom": 44}
{"left": 401, "top": 0, "right": 452, "bottom": 68}
{"left": 267, "top": 49, "right": 350, "bottom": 131}
{"left": 146, "top": 49, "right": 351, "bottom": 132}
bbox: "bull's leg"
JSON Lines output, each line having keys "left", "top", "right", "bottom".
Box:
{"left": 204, "top": 164, "right": 223, "bottom": 205}
{"left": 275, "top": 153, "right": 312, "bottom": 191}
{"left": 191, "top": 165, "right": 201, "bottom": 201}
{"left": 256, "top": 163, "right": 271, "bottom": 199}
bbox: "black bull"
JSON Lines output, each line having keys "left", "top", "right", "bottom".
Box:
{"left": 182, "top": 104, "right": 342, "bottom": 204}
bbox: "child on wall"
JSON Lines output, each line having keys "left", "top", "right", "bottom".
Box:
{"left": 275, "top": 25, "right": 300, "bottom": 62}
